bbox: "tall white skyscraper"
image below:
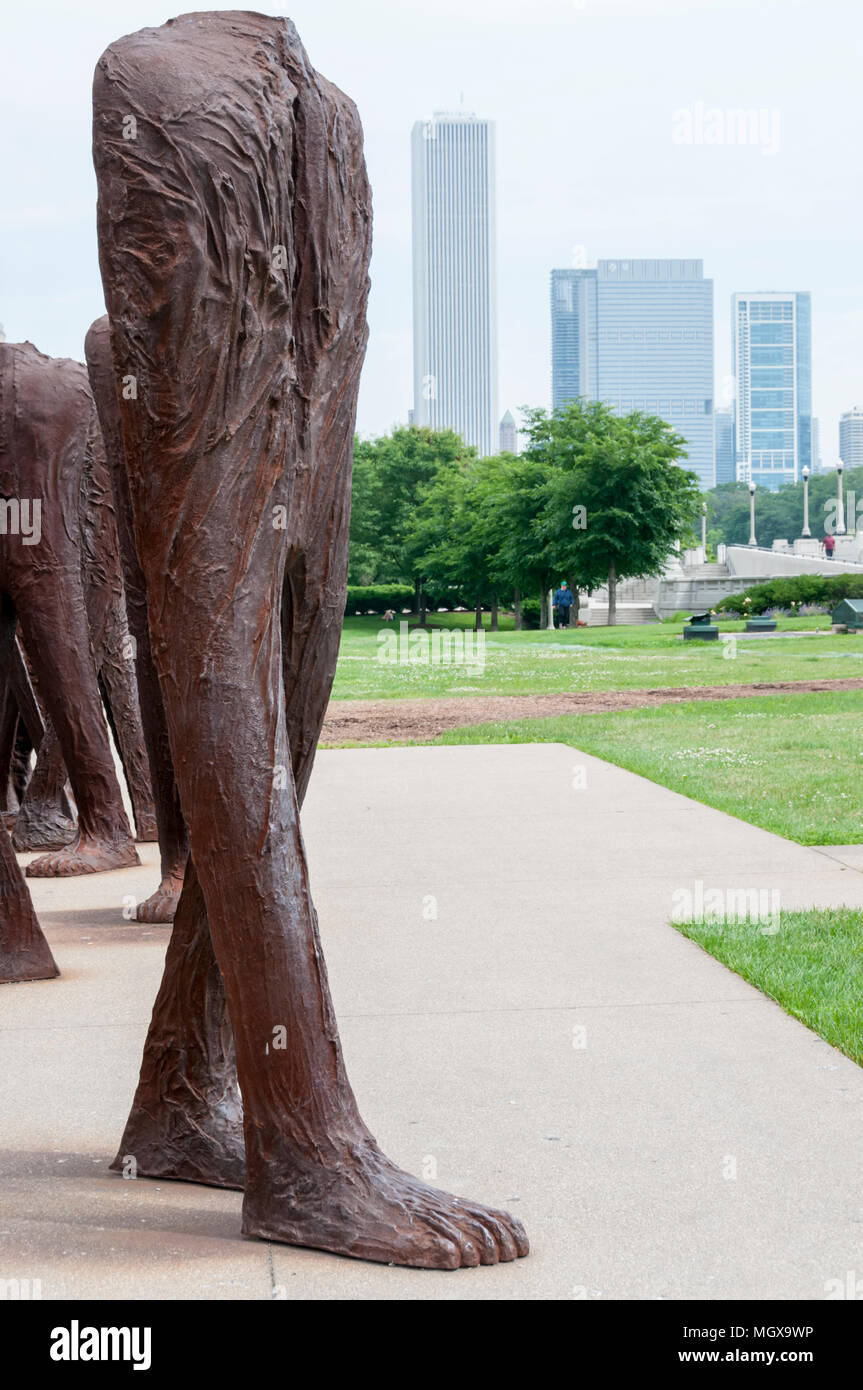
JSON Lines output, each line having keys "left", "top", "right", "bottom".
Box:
{"left": 839, "top": 409, "right": 863, "bottom": 469}
{"left": 411, "top": 112, "right": 498, "bottom": 457}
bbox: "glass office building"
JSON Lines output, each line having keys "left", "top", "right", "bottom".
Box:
{"left": 411, "top": 113, "right": 498, "bottom": 458}
{"left": 551, "top": 260, "right": 715, "bottom": 488}
{"left": 731, "top": 291, "right": 811, "bottom": 491}
{"left": 551, "top": 268, "right": 598, "bottom": 406}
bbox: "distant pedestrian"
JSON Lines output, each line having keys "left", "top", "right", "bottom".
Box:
{"left": 553, "top": 581, "right": 575, "bottom": 628}
{"left": 823, "top": 534, "right": 836, "bottom": 559}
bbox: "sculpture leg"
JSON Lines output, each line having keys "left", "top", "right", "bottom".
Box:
{"left": 98, "top": 661, "right": 158, "bottom": 843}
{"left": 0, "top": 691, "right": 21, "bottom": 822}
{"left": 85, "top": 316, "right": 188, "bottom": 922}
{"left": 108, "top": 462, "right": 352, "bottom": 1191}
{"left": 12, "top": 718, "right": 77, "bottom": 850}
{"left": 5, "top": 562, "right": 139, "bottom": 877}
{"left": 0, "top": 816, "right": 59, "bottom": 982}
{"left": 95, "top": 11, "right": 526, "bottom": 1267}
{"left": 110, "top": 854, "right": 244, "bottom": 1188}
{"left": 0, "top": 604, "right": 58, "bottom": 983}
{"left": 79, "top": 413, "right": 158, "bottom": 846}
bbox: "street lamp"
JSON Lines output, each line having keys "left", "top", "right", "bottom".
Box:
{"left": 701, "top": 500, "right": 707, "bottom": 550}
{"left": 801, "top": 465, "right": 811, "bottom": 538}
{"left": 837, "top": 462, "right": 846, "bottom": 536}
{"left": 748, "top": 480, "right": 757, "bottom": 547}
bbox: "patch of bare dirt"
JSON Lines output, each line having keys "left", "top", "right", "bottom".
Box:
{"left": 321, "top": 679, "right": 863, "bottom": 745}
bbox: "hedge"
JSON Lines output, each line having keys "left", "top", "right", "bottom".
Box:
{"left": 344, "top": 584, "right": 415, "bottom": 615}
{"left": 714, "top": 572, "right": 863, "bottom": 616}
{"left": 344, "top": 583, "right": 478, "bottom": 615}
{"left": 520, "top": 598, "right": 542, "bottom": 629}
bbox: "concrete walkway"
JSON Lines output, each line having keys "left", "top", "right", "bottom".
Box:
{"left": 2, "top": 743, "right": 863, "bottom": 1300}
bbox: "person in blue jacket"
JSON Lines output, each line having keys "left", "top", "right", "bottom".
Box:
{"left": 553, "top": 581, "right": 575, "bottom": 627}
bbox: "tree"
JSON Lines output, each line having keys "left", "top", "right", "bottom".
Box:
{"left": 349, "top": 426, "right": 474, "bottom": 588}
{"left": 526, "top": 401, "right": 701, "bottom": 625}
{"left": 406, "top": 454, "right": 507, "bottom": 628}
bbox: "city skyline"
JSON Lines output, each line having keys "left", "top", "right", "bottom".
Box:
{"left": 1, "top": 0, "right": 861, "bottom": 467}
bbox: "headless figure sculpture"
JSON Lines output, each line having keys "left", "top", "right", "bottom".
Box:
{"left": 0, "top": 342, "right": 139, "bottom": 880}
{"left": 86, "top": 317, "right": 187, "bottom": 921}
{"left": 9, "top": 428, "right": 158, "bottom": 853}
{"left": 94, "top": 11, "right": 528, "bottom": 1267}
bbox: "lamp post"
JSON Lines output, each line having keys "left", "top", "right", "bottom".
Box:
{"left": 701, "top": 501, "right": 707, "bottom": 551}
{"left": 837, "top": 462, "right": 846, "bottom": 536}
{"left": 748, "top": 480, "right": 757, "bottom": 547}
{"left": 801, "top": 465, "right": 811, "bottom": 538}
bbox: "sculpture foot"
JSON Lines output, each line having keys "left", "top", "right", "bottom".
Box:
{"left": 12, "top": 806, "right": 77, "bottom": 852}
{"left": 26, "top": 834, "right": 140, "bottom": 877}
{"left": 135, "top": 875, "right": 183, "bottom": 924}
{"left": 0, "top": 942, "right": 60, "bottom": 984}
{"left": 110, "top": 1105, "right": 245, "bottom": 1190}
{"left": 242, "top": 1140, "right": 529, "bottom": 1269}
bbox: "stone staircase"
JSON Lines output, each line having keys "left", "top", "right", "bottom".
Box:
{"left": 587, "top": 602, "right": 658, "bottom": 626}
{"left": 586, "top": 575, "right": 659, "bottom": 625}
{"left": 684, "top": 562, "right": 730, "bottom": 579}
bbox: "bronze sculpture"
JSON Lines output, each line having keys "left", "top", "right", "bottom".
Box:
{"left": 0, "top": 814, "right": 58, "bottom": 983}
{"left": 86, "top": 317, "right": 188, "bottom": 921}
{"left": 7, "top": 423, "right": 158, "bottom": 854}
{"left": 94, "top": 10, "right": 528, "bottom": 1268}
{"left": 0, "top": 341, "right": 139, "bottom": 880}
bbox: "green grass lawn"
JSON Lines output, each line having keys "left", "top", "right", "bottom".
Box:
{"left": 333, "top": 614, "right": 863, "bottom": 701}
{"left": 430, "top": 689, "right": 863, "bottom": 844}
{"left": 675, "top": 908, "right": 863, "bottom": 1066}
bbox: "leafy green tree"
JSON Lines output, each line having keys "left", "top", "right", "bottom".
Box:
{"left": 406, "top": 454, "right": 509, "bottom": 628}
{"left": 525, "top": 402, "right": 701, "bottom": 624}
{"left": 349, "top": 426, "right": 473, "bottom": 588}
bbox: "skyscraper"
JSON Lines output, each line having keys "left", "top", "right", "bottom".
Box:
{"left": 839, "top": 409, "right": 863, "bottom": 469}
{"left": 551, "top": 259, "right": 715, "bottom": 487}
{"left": 499, "top": 409, "right": 517, "bottom": 453}
{"left": 731, "top": 291, "right": 811, "bottom": 491}
{"left": 411, "top": 112, "right": 498, "bottom": 457}
{"left": 811, "top": 416, "right": 822, "bottom": 473}
{"left": 714, "top": 406, "right": 735, "bottom": 484}
{"left": 551, "top": 268, "right": 598, "bottom": 407}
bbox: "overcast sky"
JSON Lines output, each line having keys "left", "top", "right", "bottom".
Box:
{"left": 2, "top": 0, "right": 861, "bottom": 464}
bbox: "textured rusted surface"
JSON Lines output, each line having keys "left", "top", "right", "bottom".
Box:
{"left": 79, "top": 417, "right": 157, "bottom": 844}
{"left": 0, "top": 340, "right": 139, "bottom": 880}
{"left": 12, "top": 718, "right": 76, "bottom": 850}
{"left": 86, "top": 317, "right": 188, "bottom": 920}
{"left": 95, "top": 10, "right": 527, "bottom": 1267}
{"left": 10, "top": 638, "right": 77, "bottom": 851}
{"left": 0, "top": 614, "right": 57, "bottom": 981}
{"left": 0, "top": 814, "right": 58, "bottom": 983}
{"left": 10, "top": 414, "right": 158, "bottom": 852}
{"left": 110, "top": 854, "right": 243, "bottom": 1187}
